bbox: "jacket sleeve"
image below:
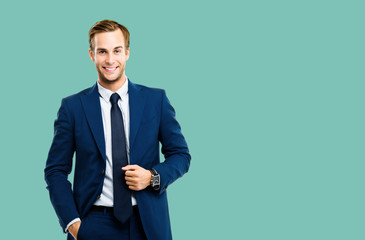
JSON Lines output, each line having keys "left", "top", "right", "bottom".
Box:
{"left": 44, "top": 98, "right": 80, "bottom": 231}
{"left": 153, "top": 90, "right": 191, "bottom": 193}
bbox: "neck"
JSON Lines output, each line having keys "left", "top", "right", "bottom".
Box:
{"left": 98, "top": 75, "right": 127, "bottom": 92}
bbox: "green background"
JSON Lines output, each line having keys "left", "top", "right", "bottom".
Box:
{"left": 0, "top": 0, "right": 364, "bottom": 239}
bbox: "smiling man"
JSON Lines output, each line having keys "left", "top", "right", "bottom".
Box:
{"left": 45, "top": 20, "right": 191, "bottom": 240}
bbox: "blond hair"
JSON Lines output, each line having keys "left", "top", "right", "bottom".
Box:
{"left": 89, "top": 20, "right": 130, "bottom": 51}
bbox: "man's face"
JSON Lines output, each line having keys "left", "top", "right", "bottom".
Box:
{"left": 89, "top": 29, "right": 130, "bottom": 85}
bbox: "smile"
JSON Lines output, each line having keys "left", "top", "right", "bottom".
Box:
{"left": 103, "top": 66, "right": 119, "bottom": 72}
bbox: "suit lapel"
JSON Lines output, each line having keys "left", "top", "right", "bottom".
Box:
{"left": 81, "top": 84, "right": 106, "bottom": 161}
{"left": 129, "top": 81, "right": 145, "bottom": 151}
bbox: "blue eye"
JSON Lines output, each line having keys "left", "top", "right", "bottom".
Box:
{"left": 99, "top": 50, "right": 106, "bottom": 54}
{"left": 115, "top": 50, "right": 120, "bottom": 54}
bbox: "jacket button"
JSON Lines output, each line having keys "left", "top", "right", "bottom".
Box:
{"left": 101, "top": 169, "right": 105, "bottom": 174}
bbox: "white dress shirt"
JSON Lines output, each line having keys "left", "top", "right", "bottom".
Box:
{"left": 94, "top": 78, "right": 137, "bottom": 207}
{"left": 66, "top": 77, "right": 136, "bottom": 231}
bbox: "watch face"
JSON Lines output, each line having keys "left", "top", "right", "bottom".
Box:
{"left": 152, "top": 177, "right": 158, "bottom": 185}
{"left": 152, "top": 176, "right": 160, "bottom": 186}
{"left": 150, "top": 169, "right": 160, "bottom": 190}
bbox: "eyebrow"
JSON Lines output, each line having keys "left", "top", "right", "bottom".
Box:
{"left": 96, "top": 46, "right": 124, "bottom": 51}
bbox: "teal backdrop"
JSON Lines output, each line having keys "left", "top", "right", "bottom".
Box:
{"left": 0, "top": 0, "right": 364, "bottom": 239}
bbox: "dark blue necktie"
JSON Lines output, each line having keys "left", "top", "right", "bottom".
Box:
{"left": 110, "top": 93, "right": 132, "bottom": 223}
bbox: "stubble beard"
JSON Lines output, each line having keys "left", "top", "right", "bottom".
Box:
{"left": 97, "top": 65, "right": 125, "bottom": 85}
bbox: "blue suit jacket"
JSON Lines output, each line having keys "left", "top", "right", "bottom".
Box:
{"left": 44, "top": 81, "right": 191, "bottom": 240}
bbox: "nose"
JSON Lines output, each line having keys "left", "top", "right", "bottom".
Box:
{"left": 106, "top": 53, "right": 115, "bottom": 64}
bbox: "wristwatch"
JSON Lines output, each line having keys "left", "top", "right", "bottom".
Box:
{"left": 149, "top": 168, "right": 160, "bottom": 191}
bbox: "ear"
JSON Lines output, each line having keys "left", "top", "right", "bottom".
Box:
{"left": 89, "top": 48, "right": 95, "bottom": 62}
{"left": 125, "top": 48, "right": 130, "bottom": 61}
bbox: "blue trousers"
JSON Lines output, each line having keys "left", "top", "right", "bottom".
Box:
{"left": 67, "top": 206, "right": 147, "bottom": 240}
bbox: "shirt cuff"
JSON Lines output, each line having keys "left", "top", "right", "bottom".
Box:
{"left": 65, "top": 218, "right": 81, "bottom": 233}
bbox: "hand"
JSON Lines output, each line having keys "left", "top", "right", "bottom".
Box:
{"left": 68, "top": 221, "right": 81, "bottom": 240}
{"left": 122, "top": 165, "right": 152, "bottom": 191}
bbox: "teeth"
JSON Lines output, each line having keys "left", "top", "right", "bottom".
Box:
{"left": 105, "top": 67, "right": 116, "bottom": 70}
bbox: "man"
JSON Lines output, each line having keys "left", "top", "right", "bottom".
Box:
{"left": 44, "top": 20, "right": 191, "bottom": 240}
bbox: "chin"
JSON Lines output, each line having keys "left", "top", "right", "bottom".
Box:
{"left": 98, "top": 73, "right": 124, "bottom": 84}
{"left": 100, "top": 74, "right": 125, "bottom": 83}
{"left": 98, "top": 67, "right": 125, "bottom": 82}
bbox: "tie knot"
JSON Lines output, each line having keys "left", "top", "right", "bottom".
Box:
{"left": 110, "top": 93, "right": 120, "bottom": 105}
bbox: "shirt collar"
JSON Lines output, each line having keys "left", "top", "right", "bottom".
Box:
{"left": 97, "top": 77, "right": 129, "bottom": 103}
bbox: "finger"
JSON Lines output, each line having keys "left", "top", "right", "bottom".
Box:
{"left": 129, "top": 185, "right": 142, "bottom": 191}
{"left": 128, "top": 185, "right": 136, "bottom": 190}
{"left": 125, "top": 170, "right": 137, "bottom": 177}
{"left": 122, "top": 165, "right": 133, "bottom": 171}
{"left": 125, "top": 177, "right": 138, "bottom": 183}
{"left": 122, "top": 165, "right": 139, "bottom": 171}
{"left": 126, "top": 180, "right": 136, "bottom": 186}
